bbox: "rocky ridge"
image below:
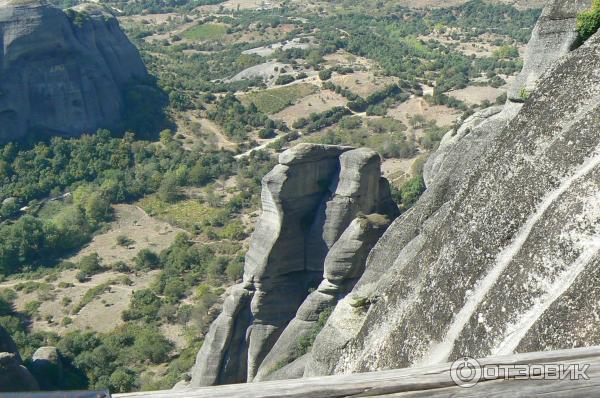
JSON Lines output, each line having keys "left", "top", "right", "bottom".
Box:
{"left": 0, "top": 0, "right": 148, "bottom": 142}
{"left": 190, "top": 144, "right": 400, "bottom": 386}
{"left": 305, "top": 0, "right": 600, "bottom": 377}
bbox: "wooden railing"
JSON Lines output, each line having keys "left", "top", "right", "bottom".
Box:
{"left": 115, "top": 346, "right": 600, "bottom": 397}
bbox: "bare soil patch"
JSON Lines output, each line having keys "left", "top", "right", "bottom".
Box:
{"left": 271, "top": 90, "right": 347, "bottom": 125}
{"left": 387, "top": 97, "right": 460, "bottom": 129}
{"left": 381, "top": 157, "right": 421, "bottom": 186}
{"left": 70, "top": 204, "right": 183, "bottom": 265}
{"left": 331, "top": 71, "right": 399, "bottom": 98}
{"left": 448, "top": 86, "right": 505, "bottom": 105}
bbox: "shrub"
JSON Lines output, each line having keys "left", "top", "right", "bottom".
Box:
{"left": 84, "top": 192, "right": 112, "bottom": 225}
{"left": 110, "top": 368, "right": 137, "bottom": 393}
{"left": 293, "top": 306, "right": 333, "bottom": 358}
{"left": 24, "top": 300, "right": 41, "bottom": 318}
{"left": 110, "top": 261, "right": 130, "bottom": 273}
{"left": 318, "top": 69, "right": 333, "bottom": 81}
{"left": 133, "top": 249, "right": 160, "bottom": 270}
{"left": 258, "top": 128, "right": 276, "bottom": 139}
{"left": 225, "top": 261, "right": 243, "bottom": 282}
{"left": 72, "top": 282, "right": 113, "bottom": 315}
{"left": 76, "top": 253, "right": 104, "bottom": 282}
{"left": 122, "top": 289, "right": 162, "bottom": 322}
{"left": 157, "top": 174, "right": 180, "bottom": 203}
{"left": 577, "top": 0, "right": 600, "bottom": 43}
{"left": 116, "top": 235, "right": 135, "bottom": 247}
{"left": 393, "top": 175, "right": 426, "bottom": 212}
{"left": 275, "top": 74, "right": 295, "bottom": 85}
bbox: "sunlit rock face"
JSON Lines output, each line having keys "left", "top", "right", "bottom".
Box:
{"left": 190, "top": 0, "right": 600, "bottom": 386}
{"left": 0, "top": 0, "right": 148, "bottom": 142}
{"left": 507, "top": 0, "right": 592, "bottom": 101}
{"left": 190, "top": 144, "right": 399, "bottom": 386}
{"left": 305, "top": 0, "right": 600, "bottom": 377}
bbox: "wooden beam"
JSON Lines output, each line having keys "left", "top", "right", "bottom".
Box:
{"left": 115, "top": 346, "right": 600, "bottom": 398}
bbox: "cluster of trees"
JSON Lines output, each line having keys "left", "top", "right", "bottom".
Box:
{"left": 306, "top": 1, "right": 536, "bottom": 96}
{"left": 292, "top": 107, "right": 352, "bottom": 133}
{"left": 207, "top": 94, "right": 285, "bottom": 141}
{"left": 309, "top": 115, "right": 418, "bottom": 160}
{"left": 0, "top": 129, "right": 274, "bottom": 276}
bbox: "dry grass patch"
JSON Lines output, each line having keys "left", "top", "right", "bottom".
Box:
{"left": 331, "top": 71, "right": 399, "bottom": 98}
{"left": 272, "top": 90, "right": 347, "bottom": 125}
{"left": 240, "top": 83, "right": 318, "bottom": 114}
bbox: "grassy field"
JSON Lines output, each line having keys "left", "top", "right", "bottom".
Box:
{"left": 137, "top": 195, "right": 230, "bottom": 231}
{"left": 242, "top": 83, "right": 318, "bottom": 114}
{"left": 183, "top": 23, "right": 228, "bottom": 41}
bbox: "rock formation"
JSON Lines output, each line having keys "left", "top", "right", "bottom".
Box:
{"left": 190, "top": 144, "right": 399, "bottom": 386}
{"left": 30, "top": 346, "right": 65, "bottom": 390}
{"left": 190, "top": 0, "right": 600, "bottom": 386}
{"left": 0, "top": 0, "right": 148, "bottom": 142}
{"left": 0, "top": 326, "right": 38, "bottom": 392}
{"left": 507, "top": 0, "right": 591, "bottom": 101}
{"left": 304, "top": 0, "right": 600, "bottom": 377}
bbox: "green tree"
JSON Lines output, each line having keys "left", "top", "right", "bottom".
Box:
{"left": 157, "top": 174, "right": 180, "bottom": 203}
{"left": 84, "top": 192, "right": 112, "bottom": 225}
{"left": 134, "top": 249, "right": 160, "bottom": 271}
{"left": 109, "top": 368, "right": 137, "bottom": 393}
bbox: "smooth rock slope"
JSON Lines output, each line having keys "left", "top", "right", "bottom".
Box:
{"left": 305, "top": 0, "right": 600, "bottom": 377}
{"left": 0, "top": 0, "right": 148, "bottom": 142}
{"left": 190, "top": 144, "right": 399, "bottom": 386}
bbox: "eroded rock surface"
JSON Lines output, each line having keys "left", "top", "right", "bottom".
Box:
{"left": 305, "top": 0, "right": 600, "bottom": 377}
{"left": 508, "top": 0, "right": 591, "bottom": 101}
{"left": 0, "top": 0, "right": 148, "bottom": 142}
{"left": 190, "top": 144, "right": 399, "bottom": 386}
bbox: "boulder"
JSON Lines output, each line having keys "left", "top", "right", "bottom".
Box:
{"left": 30, "top": 346, "right": 64, "bottom": 390}
{"left": 0, "top": 352, "right": 38, "bottom": 392}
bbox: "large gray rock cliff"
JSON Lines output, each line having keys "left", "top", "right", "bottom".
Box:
{"left": 305, "top": 0, "right": 600, "bottom": 377}
{"left": 507, "top": 0, "right": 591, "bottom": 101}
{"left": 189, "top": 0, "right": 600, "bottom": 386}
{"left": 0, "top": 0, "right": 148, "bottom": 142}
{"left": 190, "top": 144, "right": 399, "bottom": 386}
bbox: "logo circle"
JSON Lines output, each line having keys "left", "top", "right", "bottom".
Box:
{"left": 450, "top": 356, "right": 482, "bottom": 388}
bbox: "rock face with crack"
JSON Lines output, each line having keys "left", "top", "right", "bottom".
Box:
{"left": 508, "top": 0, "right": 591, "bottom": 101}
{"left": 304, "top": 0, "right": 600, "bottom": 377}
{"left": 190, "top": 0, "right": 600, "bottom": 386}
{"left": 190, "top": 144, "right": 399, "bottom": 386}
{"left": 0, "top": 0, "right": 148, "bottom": 142}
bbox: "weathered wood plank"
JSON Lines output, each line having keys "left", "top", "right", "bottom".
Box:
{"left": 115, "top": 346, "right": 600, "bottom": 398}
